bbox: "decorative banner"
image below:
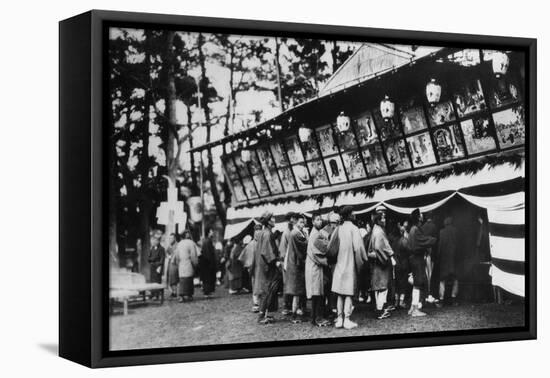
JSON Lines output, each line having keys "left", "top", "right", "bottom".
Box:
{"left": 156, "top": 187, "right": 187, "bottom": 230}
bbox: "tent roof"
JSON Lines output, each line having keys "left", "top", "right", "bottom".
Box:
{"left": 319, "top": 43, "right": 443, "bottom": 96}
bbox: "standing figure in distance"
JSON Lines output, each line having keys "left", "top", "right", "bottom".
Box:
{"left": 199, "top": 227, "right": 217, "bottom": 299}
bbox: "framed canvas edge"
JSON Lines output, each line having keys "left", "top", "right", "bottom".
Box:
{"left": 78, "top": 9, "right": 537, "bottom": 368}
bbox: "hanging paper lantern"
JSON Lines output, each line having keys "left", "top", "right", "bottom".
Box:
{"left": 492, "top": 51, "right": 509, "bottom": 78}
{"left": 298, "top": 127, "right": 312, "bottom": 143}
{"left": 241, "top": 149, "right": 251, "bottom": 162}
{"left": 426, "top": 78, "right": 442, "bottom": 105}
{"left": 336, "top": 112, "right": 351, "bottom": 133}
{"left": 380, "top": 95, "right": 395, "bottom": 120}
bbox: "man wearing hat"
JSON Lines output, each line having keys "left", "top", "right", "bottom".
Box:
{"left": 253, "top": 211, "right": 283, "bottom": 324}
{"left": 331, "top": 206, "right": 368, "bottom": 329}
{"left": 408, "top": 208, "right": 437, "bottom": 317}
{"left": 367, "top": 205, "right": 395, "bottom": 320}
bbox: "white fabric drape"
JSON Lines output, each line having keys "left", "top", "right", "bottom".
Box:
{"left": 383, "top": 192, "right": 456, "bottom": 215}
{"left": 224, "top": 219, "right": 255, "bottom": 240}
{"left": 457, "top": 192, "right": 525, "bottom": 297}
{"left": 489, "top": 265, "right": 524, "bottom": 297}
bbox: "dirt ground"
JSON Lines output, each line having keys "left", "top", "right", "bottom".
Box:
{"left": 109, "top": 287, "right": 525, "bottom": 351}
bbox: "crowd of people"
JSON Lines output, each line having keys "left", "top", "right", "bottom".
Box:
{"left": 145, "top": 205, "right": 466, "bottom": 330}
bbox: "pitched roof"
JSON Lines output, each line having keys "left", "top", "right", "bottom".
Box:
{"left": 319, "top": 43, "right": 443, "bottom": 96}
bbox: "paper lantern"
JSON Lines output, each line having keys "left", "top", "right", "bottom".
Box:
{"left": 336, "top": 112, "right": 351, "bottom": 133}
{"left": 298, "top": 127, "right": 312, "bottom": 143}
{"left": 492, "top": 51, "right": 509, "bottom": 78}
{"left": 241, "top": 149, "right": 251, "bottom": 163}
{"left": 380, "top": 95, "right": 395, "bottom": 120}
{"left": 426, "top": 78, "right": 442, "bottom": 105}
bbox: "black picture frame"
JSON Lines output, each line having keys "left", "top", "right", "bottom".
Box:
{"left": 59, "top": 9, "right": 537, "bottom": 368}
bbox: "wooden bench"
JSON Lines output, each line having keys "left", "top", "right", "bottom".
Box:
{"left": 110, "top": 271, "right": 165, "bottom": 315}
{"left": 110, "top": 289, "right": 139, "bottom": 315}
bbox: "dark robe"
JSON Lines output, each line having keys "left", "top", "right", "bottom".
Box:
{"left": 165, "top": 244, "right": 179, "bottom": 287}
{"left": 253, "top": 228, "right": 279, "bottom": 295}
{"left": 199, "top": 237, "right": 217, "bottom": 295}
{"left": 284, "top": 229, "right": 308, "bottom": 296}
{"left": 148, "top": 245, "right": 165, "bottom": 284}
{"left": 392, "top": 235, "right": 411, "bottom": 293}
{"left": 253, "top": 227, "right": 281, "bottom": 313}
{"left": 439, "top": 223, "right": 458, "bottom": 279}
{"left": 358, "top": 229, "right": 372, "bottom": 293}
{"left": 227, "top": 243, "right": 244, "bottom": 290}
{"left": 408, "top": 225, "right": 436, "bottom": 289}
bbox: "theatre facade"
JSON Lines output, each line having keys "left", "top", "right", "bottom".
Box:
{"left": 195, "top": 45, "right": 527, "bottom": 298}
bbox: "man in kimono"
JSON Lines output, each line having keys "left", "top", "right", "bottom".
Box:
{"left": 239, "top": 224, "right": 263, "bottom": 312}
{"left": 164, "top": 233, "right": 179, "bottom": 298}
{"left": 284, "top": 214, "right": 309, "bottom": 323}
{"left": 227, "top": 237, "right": 245, "bottom": 294}
{"left": 175, "top": 230, "right": 199, "bottom": 302}
{"left": 148, "top": 236, "right": 165, "bottom": 300}
{"left": 438, "top": 216, "right": 459, "bottom": 307}
{"left": 358, "top": 221, "right": 372, "bottom": 304}
{"left": 393, "top": 221, "right": 411, "bottom": 310}
{"left": 199, "top": 228, "right": 217, "bottom": 298}
{"left": 254, "top": 212, "right": 283, "bottom": 324}
{"left": 408, "top": 209, "right": 437, "bottom": 317}
{"left": 422, "top": 212, "right": 439, "bottom": 304}
{"left": 306, "top": 213, "right": 330, "bottom": 327}
{"left": 331, "top": 206, "right": 368, "bottom": 329}
{"left": 367, "top": 207, "right": 394, "bottom": 320}
{"left": 279, "top": 212, "right": 297, "bottom": 316}
{"left": 322, "top": 211, "right": 340, "bottom": 319}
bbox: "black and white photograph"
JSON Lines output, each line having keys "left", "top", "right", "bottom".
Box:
{"left": 104, "top": 22, "right": 530, "bottom": 357}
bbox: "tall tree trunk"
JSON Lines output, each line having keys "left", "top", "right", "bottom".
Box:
{"left": 163, "top": 31, "right": 178, "bottom": 237}
{"left": 165, "top": 31, "right": 178, "bottom": 184}
{"left": 198, "top": 33, "right": 227, "bottom": 227}
{"left": 108, "top": 138, "right": 119, "bottom": 269}
{"left": 138, "top": 29, "right": 154, "bottom": 277}
{"left": 275, "top": 37, "right": 284, "bottom": 112}
{"left": 186, "top": 104, "right": 198, "bottom": 194}
{"left": 331, "top": 40, "right": 339, "bottom": 74}
{"left": 223, "top": 44, "right": 235, "bottom": 152}
{"left": 138, "top": 198, "right": 152, "bottom": 278}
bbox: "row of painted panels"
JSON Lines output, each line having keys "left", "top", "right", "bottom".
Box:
{"left": 225, "top": 77, "right": 525, "bottom": 202}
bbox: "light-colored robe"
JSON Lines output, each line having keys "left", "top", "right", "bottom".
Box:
{"left": 368, "top": 224, "right": 394, "bottom": 291}
{"left": 305, "top": 227, "right": 329, "bottom": 298}
{"left": 331, "top": 221, "right": 368, "bottom": 296}
{"left": 175, "top": 239, "right": 199, "bottom": 278}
